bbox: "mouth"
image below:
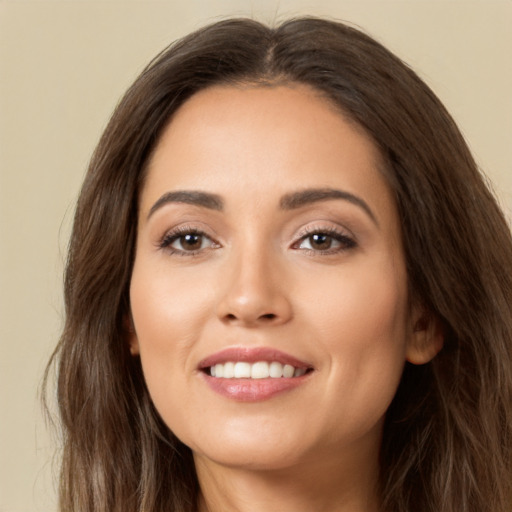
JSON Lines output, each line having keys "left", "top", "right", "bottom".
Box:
{"left": 198, "top": 347, "right": 314, "bottom": 401}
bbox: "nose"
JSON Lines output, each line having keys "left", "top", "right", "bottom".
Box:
{"left": 215, "top": 249, "right": 293, "bottom": 327}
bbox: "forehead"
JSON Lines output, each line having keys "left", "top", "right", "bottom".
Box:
{"left": 141, "top": 84, "right": 396, "bottom": 226}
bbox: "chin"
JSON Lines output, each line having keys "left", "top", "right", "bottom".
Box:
{"left": 194, "top": 442, "right": 306, "bottom": 472}
{"left": 183, "top": 422, "right": 312, "bottom": 471}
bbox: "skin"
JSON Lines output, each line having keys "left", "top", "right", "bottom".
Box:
{"left": 129, "top": 84, "right": 442, "bottom": 512}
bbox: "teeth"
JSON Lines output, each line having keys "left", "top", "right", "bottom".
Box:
{"left": 251, "top": 361, "right": 269, "bottom": 379}
{"left": 208, "top": 361, "right": 308, "bottom": 379}
{"left": 223, "top": 362, "right": 235, "bottom": 378}
{"left": 283, "top": 364, "right": 295, "bottom": 378}
{"left": 234, "top": 362, "right": 251, "bottom": 378}
{"left": 294, "top": 367, "right": 307, "bottom": 377}
{"left": 269, "top": 361, "right": 283, "bottom": 378}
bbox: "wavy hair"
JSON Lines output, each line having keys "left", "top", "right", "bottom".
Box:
{"left": 44, "top": 17, "right": 512, "bottom": 512}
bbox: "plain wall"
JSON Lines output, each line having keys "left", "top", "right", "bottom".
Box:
{"left": 1, "top": 1, "right": 510, "bottom": 510}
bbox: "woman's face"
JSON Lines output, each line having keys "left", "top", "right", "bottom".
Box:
{"left": 129, "top": 84, "right": 432, "bottom": 472}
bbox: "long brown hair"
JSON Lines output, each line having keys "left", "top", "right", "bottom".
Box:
{"left": 45, "top": 17, "right": 512, "bottom": 512}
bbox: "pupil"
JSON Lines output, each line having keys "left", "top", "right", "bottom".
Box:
{"left": 311, "top": 234, "right": 331, "bottom": 249}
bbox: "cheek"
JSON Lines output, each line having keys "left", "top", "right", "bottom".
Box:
{"left": 129, "top": 264, "right": 215, "bottom": 412}
{"left": 130, "top": 262, "right": 213, "bottom": 344}
{"left": 299, "top": 255, "right": 408, "bottom": 343}
{"left": 299, "top": 260, "right": 409, "bottom": 428}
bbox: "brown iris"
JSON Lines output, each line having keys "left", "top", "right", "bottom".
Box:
{"left": 179, "top": 233, "right": 203, "bottom": 251}
{"left": 308, "top": 233, "right": 333, "bottom": 250}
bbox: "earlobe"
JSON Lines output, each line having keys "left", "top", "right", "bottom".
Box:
{"left": 123, "top": 314, "right": 140, "bottom": 356}
{"left": 406, "top": 310, "right": 444, "bottom": 365}
{"left": 128, "top": 333, "right": 140, "bottom": 356}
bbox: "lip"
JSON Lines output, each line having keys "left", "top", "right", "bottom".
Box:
{"left": 198, "top": 347, "right": 313, "bottom": 402}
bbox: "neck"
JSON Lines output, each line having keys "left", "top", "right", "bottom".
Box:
{"left": 195, "top": 447, "right": 380, "bottom": 512}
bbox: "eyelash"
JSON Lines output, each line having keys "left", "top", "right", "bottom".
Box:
{"left": 158, "top": 226, "right": 357, "bottom": 256}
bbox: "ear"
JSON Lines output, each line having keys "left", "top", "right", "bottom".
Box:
{"left": 406, "top": 308, "right": 444, "bottom": 365}
{"left": 123, "top": 314, "right": 140, "bottom": 356}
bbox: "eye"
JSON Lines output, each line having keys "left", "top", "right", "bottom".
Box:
{"left": 160, "top": 228, "right": 218, "bottom": 255}
{"left": 294, "top": 229, "right": 356, "bottom": 253}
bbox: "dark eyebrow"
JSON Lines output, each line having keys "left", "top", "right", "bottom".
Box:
{"left": 147, "top": 190, "right": 223, "bottom": 219}
{"left": 279, "top": 188, "right": 378, "bottom": 226}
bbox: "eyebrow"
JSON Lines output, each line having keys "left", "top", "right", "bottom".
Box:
{"left": 148, "top": 190, "right": 223, "bottom": 219}
{"left": 147, "top": 187, "right": 377, "bottom": 226}
{"left": 279, "top": 188, "right": 378, "bottom": 226}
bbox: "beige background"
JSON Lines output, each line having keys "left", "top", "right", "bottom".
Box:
{"left": 0, "top": 1, "right": 510, "bottom": 510}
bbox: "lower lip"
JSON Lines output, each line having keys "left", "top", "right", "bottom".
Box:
{"left": 201, "top": 373, "right": 310, "bottom": 402}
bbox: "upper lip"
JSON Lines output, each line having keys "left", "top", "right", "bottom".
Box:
{"left": 198, "top": 347, "right": 312, "bottom": 370}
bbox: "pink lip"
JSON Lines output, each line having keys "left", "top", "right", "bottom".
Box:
{"left": 201, "top": 374, "right": 309, "bottom": 401}
{"left": 198, "top": 347, "right": 313, "bottom": 402}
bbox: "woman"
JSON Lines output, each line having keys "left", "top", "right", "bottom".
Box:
{"left": 45, "top": 17, "right": 512, "bottom": 512}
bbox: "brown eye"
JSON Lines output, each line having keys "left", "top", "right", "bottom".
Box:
{"left": 308, "top": 233, "right": 333, "bottom": 250}
{"left": 160, "top": 230, "right": 217, "bottom": 254}
{"left": 298, "top": 233, "right": 339, "bottom": 251}
{"left": 175, "top": 233, "right": 204, "bottom": 251}
{"left": 295, "top": 230, "right": 356, "bottom": 253}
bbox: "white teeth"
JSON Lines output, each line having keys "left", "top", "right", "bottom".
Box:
{"left": 234, "top": 362, "right": 251, "bottom": 378}
{"left": 223, "top": 361, "right": 235, "bottom": 378}
{"left": 269, "top": 361, "right": 283, "bottom": 378}
{"left": 208, "top": 361, "right": 308, "bottom": 379}
{"left": 283, "top": 364, "right": 295, "bottom": 378}
{"left": 251, "top": 361, "right": 269, "bottom": 379}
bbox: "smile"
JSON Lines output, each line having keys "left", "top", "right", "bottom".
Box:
{"left": 209, "top": 361, "right": 308, "bottom": 378}
{"left": 198, "top": 347, "right": 313, "bottom": 401}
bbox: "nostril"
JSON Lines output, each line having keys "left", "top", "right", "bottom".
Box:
{"left": 222, "top": 311, "right": 278, "bottom": 325}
